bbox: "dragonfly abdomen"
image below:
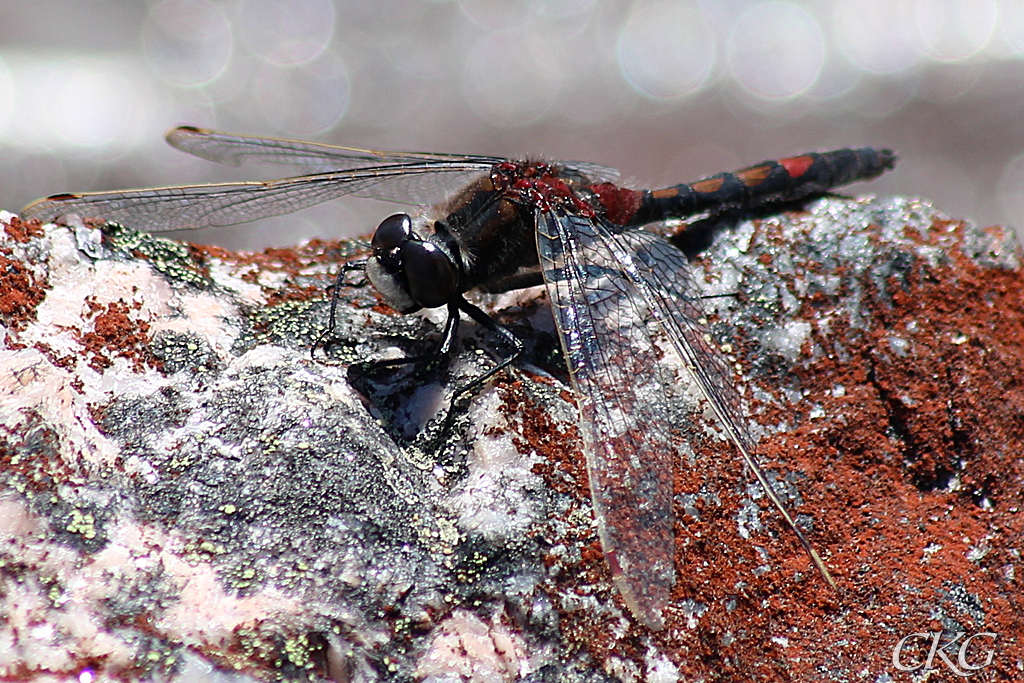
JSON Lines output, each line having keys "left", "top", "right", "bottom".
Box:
{"left": 632, "top": 147, "right": 897, "bottom": 225}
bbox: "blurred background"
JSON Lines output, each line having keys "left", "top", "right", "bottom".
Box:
{"left": 1, "top": 0, "right": 1023, "bottom": 250}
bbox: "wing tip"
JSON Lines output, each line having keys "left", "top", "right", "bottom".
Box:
{"left": 20, "top": 193, "right": 81, "bottom": 221}
{"left": 605, "top": 548, "right": 668, "bottom": 631}
{"left": 602, "top": 532, "right": 674, "bottom": 630}
{"left": 165, "top": 124, "right": 210, "bottom": 148}
{"left": 808, "top": 545, "right": 840, "bottom": 592}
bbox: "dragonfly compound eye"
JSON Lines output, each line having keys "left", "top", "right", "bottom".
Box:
{"left": 371, "top": 213, "right": 413, "bottom": 250}
{"left": 364, "top": 236, "right": 457, "bottom": 314}
{"left": 401, "top": 240, "right": 458, "bottom": 309}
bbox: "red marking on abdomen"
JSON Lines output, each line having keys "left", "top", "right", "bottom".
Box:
{"left": 590, "top": 183, "right": 644, "bottom": 225}
{"left": 779, "top": 155, "right": 815, "bottom": 178}
{"left": 690, "top": 177, "right": 725, "bottom": 194}
{"left": 736, "top": 164, "right": 772, "bottom": 187}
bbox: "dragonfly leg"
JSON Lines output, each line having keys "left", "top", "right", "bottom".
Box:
{"left": 360, "top": 301, "right": 461, "bottom": 373}
{"left": 450, "top": 298, "right": 524, "bottom": 403}
{"left": 349, "top": 296, "right": 522, "bottom": 402}
{"left": 416, "top": 298, "right": 524, "bottom": 450}
{"left": 316, "top": 263, "right": 523, "bottom": 445}
{"left": 313, "top": 259, "right": 370, "bottom": 360}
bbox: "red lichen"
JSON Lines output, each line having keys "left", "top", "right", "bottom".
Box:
{"left": 673, "top": 215, "right": 1024, "bottom": 680}
{"left": 79, "top": 299, "right": 160, "bottom": 372}
{"left": 0, "top": 250, "right": 48, "bottom": 331}
{"left": 5, "top": 205, "right": 1019, "bottom": 679}
{"left": 190, "top": 238, "right": 355, "bottom": 306}
{"left": 0, "top": 410, "right": 72, "bottom": 496}
{"left": 3, "top": 215, "right": 44, "bottom": 243}
{"left": 32, "top": 340, "right": 79, "bottom": 370}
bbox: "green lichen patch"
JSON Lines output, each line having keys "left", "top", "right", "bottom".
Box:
{"left": 233, "top": 299, "right": 327, "bottom": 354}
{"left": 102, "top": 222, "right": 213, "bottom": 289}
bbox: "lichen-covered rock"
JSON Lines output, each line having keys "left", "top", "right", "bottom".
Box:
{"left": 0, "top": 197, "right": 1021, "bottom": 682}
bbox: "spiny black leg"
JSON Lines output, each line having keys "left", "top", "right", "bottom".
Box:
{"left": 420, "top": 297, "right": 525, "bottom": 452}
{"left": 451, "top": 298, "right": 524, "bottom": 402}
{"left": 313, "top": 259, "right": 369, "bottom": 360}
{"left": 362, "top": 301, "right": 461, "bottom": 372}
{"left": 315, "top": 267, "right": 523, "bottom": 449}
{"left": 355, "top": 297, "right": 521, "bottom": 394}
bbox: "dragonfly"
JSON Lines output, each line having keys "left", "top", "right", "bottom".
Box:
{"left": 22, "top": 127, "right": 896, "bottom": 630}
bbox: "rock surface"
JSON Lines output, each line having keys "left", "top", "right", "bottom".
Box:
{"left": 0, "top": 196, "right": 1021, "bottom": 682}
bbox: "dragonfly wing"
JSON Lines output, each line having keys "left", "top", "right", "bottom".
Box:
{"left": 23, "top": 128, "right": 622, "bottom": 227}
{"left": 613, "top": 227, "right": 837, "bottom": 590}
{"left": 20, "top": 165, "right": 488, "bottom": 231}
{"left": 536, "top": 208, "right": 681, "bottom": 630}
{"left": 168, "top": 127, "right": 621, "bottom": 195}
{"left": 556, "top": 160, "right": 621, "bottom": 184}
{"left": 166, "top": 126, "right": 499, "bottom": 206}
{"left": 166, "top": 126, "right": 505, "bottom": 172}
{"left": 611, "top": 228, "right": 755, "bottom": 451}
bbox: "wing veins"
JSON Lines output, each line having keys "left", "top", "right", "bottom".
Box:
{"left": 21, "top": 163, "right": 488, "bottom": 230}
{"left": 166, "top": 126, "right": 505, "bottom": 171}
{"left": 166, "top": 127, "right": 621, "bottom": 183}
{"left": 593, "top": 224, "right": 838, "bottom": 591}
{"left": 537, "top": 209, "right": 677, "bottom": 630}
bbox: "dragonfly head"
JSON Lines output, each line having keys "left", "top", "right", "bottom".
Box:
{"left": 365, "top": 213, "right": 459, "bottom": 314}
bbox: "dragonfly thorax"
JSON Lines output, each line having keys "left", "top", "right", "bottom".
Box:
{"left": 365, "top": 213, "right": 461, "bottom": 314}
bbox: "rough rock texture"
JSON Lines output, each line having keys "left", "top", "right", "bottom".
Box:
{"left": 0, "top": 197, "right": 1021, "bottom": 682}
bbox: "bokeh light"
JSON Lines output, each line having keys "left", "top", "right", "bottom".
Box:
{"left": 237, "top": 0, "right": 336, "bottom": 66}
{"left": 462, "top": 29, "right": 564, "bottom": 128}
{"left": 998, "top": 153, "right": 1024, "bottom": 230}
{"left": 2, "top": 0, "right": 1024, "bottom": 249}
{"left": 142, "top": 0, "right": 233, "bottom": 87}
{"left": 727, "top": 3, "right": 825, "bottom": 101}
{"left": 617, "top": 1, "right": 717, "bottom": 100}
{"left": 0, "top": 55, "right": 14, "bottom": 139}
{"left": 254, "top": 49, "right": 350, "bottom": 135}
{"left": 914, "top": 0, "right": 998, "bottom": 61}
{"left": 1000, "top": 2, "right": 1024, "bottom": 54}
{"left": 833, "top": 0, "right": 922, "bottom": 74}
{"left": 28, "top": 57, "right": 157, "bottom": 151}
{"left": 457, "top": 0, "right": 539, "bottom": 32}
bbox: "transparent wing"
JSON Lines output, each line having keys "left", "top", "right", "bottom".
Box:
{"left": 167, "top": 127, "right": 621, "bottom": 184}
{"left": 20, "top": 164, "right": 489, "bottom": 232}
{"left": 547, "top": 161, "right": 620, "bottom": 184}
{"left": 166, "top": 126, "right": 499, "bottom": 173}
{"left": 537, "top": 209, "right": 834, "bottom": 629}
{"left": 609, "top": 226, "right": 834, "bottom": 594}
{"left": 536, "top": 209, "right": 682, "bottom": 630}
{"left": 611, "top": 228, "right": 756, "bottom": 453}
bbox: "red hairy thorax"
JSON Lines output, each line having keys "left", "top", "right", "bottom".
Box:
{"left": 588, "top": 182, "right": 644, "bottom": 226}
{"left": 492, "top": 161, "right": 596, "bottom": 217}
